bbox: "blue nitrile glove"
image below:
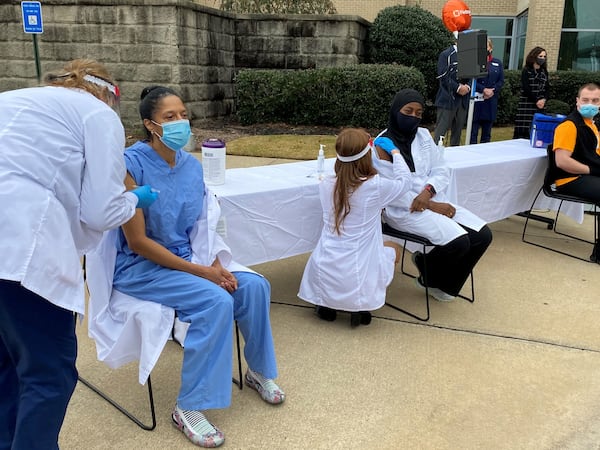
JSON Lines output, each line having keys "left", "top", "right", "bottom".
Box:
{"left": 374, "top": 136, "right": 398, "bottom": 155}
{"left": 131, "top": 185, "right": 158, "bottom": 208}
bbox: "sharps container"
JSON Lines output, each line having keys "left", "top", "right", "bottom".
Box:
{"left": 201, "top": 138, "right": 226, "bottom": 185}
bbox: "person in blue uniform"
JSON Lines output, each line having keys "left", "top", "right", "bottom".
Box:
{"left": 470, "top": 38, "right": 505, "bottom": 144}
{"left": 113, "top": 86, "right": 285, "bottom": 448}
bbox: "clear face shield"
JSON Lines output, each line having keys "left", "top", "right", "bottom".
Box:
{"left": 83, "top": 74, "right": 121, "bottom": 116}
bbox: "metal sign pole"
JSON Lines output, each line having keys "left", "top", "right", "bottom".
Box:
{"left": 32, "top": 34, "right": 41, "bottom": 83}
{"left": 21, "top": 1, "right": 43, "bottom": 82}
{"left": 465, "top": 78, "right": 476, "bottom": 145}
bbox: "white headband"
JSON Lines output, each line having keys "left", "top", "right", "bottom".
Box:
{"left": 83, "top": 74, "right": 120, "bottom": 98}
{"left": 336, "top": 141, "right": 373, "bottom": 163}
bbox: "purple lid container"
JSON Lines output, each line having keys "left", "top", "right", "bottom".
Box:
{"left": 201, "top": 138, "right": 225, "bottom": 148}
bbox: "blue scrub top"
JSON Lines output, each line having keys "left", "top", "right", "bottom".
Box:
{"left": 113, "top": 140, "right": 205, "bottom": 287}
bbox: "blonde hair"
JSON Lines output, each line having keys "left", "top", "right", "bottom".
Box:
{"left": 44, "top": 58, "right": 117, "bottom": 102}
{"left": 332, "top": 128, "right": 376, "bottom": 235}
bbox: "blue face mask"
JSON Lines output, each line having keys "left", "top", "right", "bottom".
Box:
{"left": 579, "top": 104, "right": 599, "bottom": 119}
{"left": 153, "top": 119, "right": 191, "bottom": 151}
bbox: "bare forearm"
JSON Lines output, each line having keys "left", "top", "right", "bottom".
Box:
{"left": 129, "top": 237, "right": 210, "bottom": 278}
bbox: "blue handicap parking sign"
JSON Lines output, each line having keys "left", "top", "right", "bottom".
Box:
{"left": 21, "top": 1, "right": 43, "bottom": 34}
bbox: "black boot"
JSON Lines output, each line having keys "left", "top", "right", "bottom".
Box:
{"left": 360, "top": 311, "right": 372, "bottom": 325}
{"left": 350, "top": 312, "right": 361, "bottom": 328}
{"left": 315, "top": 306, "right": 337, "bottom": 322}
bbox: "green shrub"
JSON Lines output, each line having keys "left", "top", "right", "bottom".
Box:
{"left": 220, "top": 0, "right": 336, "bottom": 14}
{"left": 235, "top": 64, "right": 426, "bottom": 129}
{"left": 495, "top": 69, "right": 600, "bottom": 124}
{"left": 545, "top": 99, "right": 571, "bottom": 116}
{"left": 368, "top": 5, "right": 453, "bottom": 110}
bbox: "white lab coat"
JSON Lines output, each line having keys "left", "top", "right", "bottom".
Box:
{"left": 298, "top": 156, "right": 410, "bottom": 312}
{"left": 0, "top": 86, "right": 137, "bottom": 314}
{"left": 373, "top": 127, "right": 486, "bottom": 246}
{"left": 86, "top": 188, "right": 252, "bottom": 384}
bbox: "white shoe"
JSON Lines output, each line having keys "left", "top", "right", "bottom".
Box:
{"left": 414, "top": 277, "right": 456, "bottom": 302}
{"left": 245, "top": 369, "right": 286, "bottom": 405}
{"left": 172, "top": 405, "right": 224, "bottom": 447}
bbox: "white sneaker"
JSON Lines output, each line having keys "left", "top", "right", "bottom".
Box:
{"left": 414, "top": 277, "right": 456, "bottom": 302}
{"left": 245, "top": 369, "right": 286, "bottom": 405}
{"left": 172, "top": 405, "right": 224, "bottom": 447}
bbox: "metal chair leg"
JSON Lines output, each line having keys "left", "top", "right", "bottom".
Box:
{"left": 385, "top": 242, "right": 430, "bottom": 322}
{"left": 78, "top": 374, "right": 157, "bottom": 431}
{"left": 232, "top": 321, "right": 243, "bottom": 390}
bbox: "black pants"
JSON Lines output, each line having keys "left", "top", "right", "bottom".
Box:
{"left": 419, "top": 225, "right": 493, "bottom": 296}
{"left": 555, "top": 175, "right": 600, "bottom": 254}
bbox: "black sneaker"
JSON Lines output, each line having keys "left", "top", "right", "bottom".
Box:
{"left": 360, "top": 311, "right": 372, "bottom": 325}
{"left": 315, "top": 306, "right": 337, "bottom": 321}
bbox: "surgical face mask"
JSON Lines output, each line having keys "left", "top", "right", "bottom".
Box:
{"left": 579, "top": 104, "right": 599, "bottom": 118}
{"left": 152, "top": 119, "right": 191, "bottom": 151}
{"left": 394, "top": 112, "right": 421, "bottom": 134}
{"left": 536, "top": 57, "right": 546, "bottom": 66}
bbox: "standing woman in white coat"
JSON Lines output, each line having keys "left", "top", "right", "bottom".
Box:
{"left": 0, "top": 59, "right": 155, "bottom": 450}
{"left": 298, "top": 128, "right": 411, "bottom": 327}
{"left": 374, "top": 89, "right": 493, "bottom": 302}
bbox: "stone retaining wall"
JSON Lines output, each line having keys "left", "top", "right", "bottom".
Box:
{"left": 0, "top": 0, "right": 368, "bottom": 126}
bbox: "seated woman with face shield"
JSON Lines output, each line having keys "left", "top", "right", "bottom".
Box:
{"left": 373, "top": 89, "right": 493, "bottom": 302}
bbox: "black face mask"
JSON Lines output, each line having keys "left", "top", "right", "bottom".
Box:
{"left": 536, "top": 57, "right": 546, "bottom": 66}
{"left": 487, "top": 50, "right": 492, "bottom": 56}
{"left": 394, "top": 112, "right": 421, "bottom": 134}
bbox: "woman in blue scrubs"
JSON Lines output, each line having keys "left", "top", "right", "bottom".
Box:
{"left": 113, "top": 86, "right": 285, "bottom": 448}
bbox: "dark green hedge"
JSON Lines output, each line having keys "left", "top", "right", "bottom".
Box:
{"left": 368, "top": 5, "right": 453, "bottom": 106}
{"left": 495, "top": 70, "right": 600, "bottom": 124}
{"left": 235, "top": 64, "right": 426, "bottom": 129}
{"left": 235, "top": 66, "right": 600, "bottom": 128}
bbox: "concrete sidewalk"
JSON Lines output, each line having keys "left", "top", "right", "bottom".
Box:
{"left": 61, "top": 155, "right": 600, "bottom": 450}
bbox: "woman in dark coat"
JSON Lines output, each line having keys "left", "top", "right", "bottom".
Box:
{"left": 513, "top": 46, "right": 550, "bottom": 139}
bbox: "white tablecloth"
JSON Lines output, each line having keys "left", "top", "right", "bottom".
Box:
{"left": 210, "top": 139, "right": 583, "bottom": 266}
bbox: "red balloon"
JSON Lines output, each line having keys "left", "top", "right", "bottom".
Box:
{"left": 442, "top": 0, "right": 472, "bottom": 33}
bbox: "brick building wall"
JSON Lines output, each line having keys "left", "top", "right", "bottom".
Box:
{"left": 524, "top": 0, "right": 565, "bottom": 70}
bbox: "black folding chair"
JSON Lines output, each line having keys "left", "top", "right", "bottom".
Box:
{"left": 382, "top": 223, "right": 475, "bottom": 322}
{"left": 521, "top": 145, "right": 599, "bottom": 262}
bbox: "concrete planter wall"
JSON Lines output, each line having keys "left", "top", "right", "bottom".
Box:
{"left": 0, "top": 0, "right": 368, "bottom": 127}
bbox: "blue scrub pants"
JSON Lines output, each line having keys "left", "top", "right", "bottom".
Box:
{"left": 115, "top": 270, "right": 277, "bottom": 411}
{"left": 0, "top": 280, "right": 78, "bottom": 450}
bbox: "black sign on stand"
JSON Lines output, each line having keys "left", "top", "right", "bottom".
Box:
{"left": 21, "top": 1, "right": 43, "bottom": 82}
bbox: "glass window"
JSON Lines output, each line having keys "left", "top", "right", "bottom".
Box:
{"left": 562, "top": 0, "right": 600, "bottom": 29}
{"left": 471, "top": 16, "right": 514, "bottom": 69}
{"left": 559, "top": 0, "right": 600, "bottom": 70}
{"left": 558, "top": 31, "right": 600, "bottom": 70}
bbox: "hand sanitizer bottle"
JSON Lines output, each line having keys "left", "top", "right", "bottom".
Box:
{"left": 437, "top": 136, "right": 445, "bottom": 151}
{"left": 317, "top": 144, "right": 325, "bottom": 179}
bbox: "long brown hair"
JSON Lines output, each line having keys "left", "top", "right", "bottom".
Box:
{"left": 525, "top": 46, "right": 547, "bottom": 69}
{"left": 44, "top": 58, "right": 118, "bottom": 104}
{"left": 332, "top": 128, "right": 377, "bottom": 235}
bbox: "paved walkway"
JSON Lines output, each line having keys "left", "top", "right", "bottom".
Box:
{"left": 61, "top": 155, "right": 600, "bottom": 449}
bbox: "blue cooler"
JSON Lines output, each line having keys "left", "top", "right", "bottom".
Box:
{"left": 530, "top": 113, "right": 567, "bottom": 148}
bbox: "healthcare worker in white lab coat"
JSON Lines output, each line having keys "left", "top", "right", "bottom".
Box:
{"left": 374, "top": 89, "right": 492, "bottom": 302}
{"left": 298, "top": 128, "right": 411, "bottom": 327}
{"left": 0, "top": 59, "right": 157, "bottom": 450}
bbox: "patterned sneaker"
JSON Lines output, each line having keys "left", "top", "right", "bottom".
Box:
{"left": 172, "top": 405, "right": 224, "bottom": 448}
{"left": 245, "top": 369, "right": 286, "bottom": 405}
{"left": 414, "top": 277, "right": 456, "bottom": 302}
